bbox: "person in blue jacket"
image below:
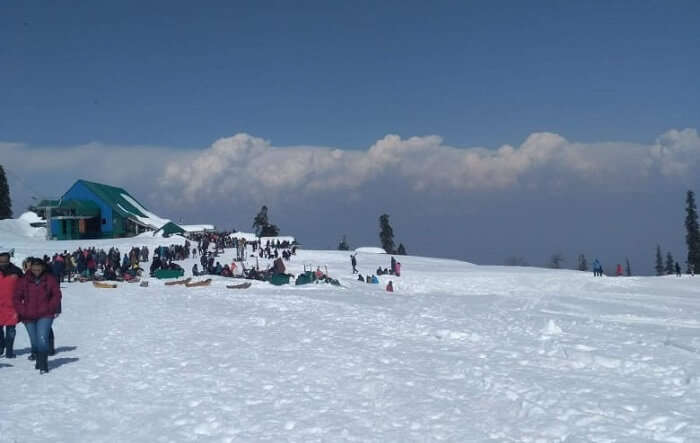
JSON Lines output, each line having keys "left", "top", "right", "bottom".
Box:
{"left": 592, "top": 258, "right": 603, "bottom": 277}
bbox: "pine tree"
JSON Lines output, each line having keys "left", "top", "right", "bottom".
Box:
{"left": 665, "top": 252, "right": 675, "bottom": 275}
{"left": 655, "top": 245, "right": 664, "bottom": 276}
{"left": 0, "top": 165, "right": 12, "bottom": 220}
{"left": 252, "top": 206, "right": 269, "bottom": 236}
{"left": 577, "top": 254, "right": 588, "bottom": 271}
{"left": 685, "top": 190, "right": 700, "bottom": 271}
{"left": 397, "top": 243, "right": 407, "bottom": 255}
{"left": 252, "top": 205, "right": 280, "bottom": 237}
{"left": 625, "top": 258, "right": 632, "bottom": 276}
{"left": 337, "top": 235, "right": 350, "bottom": 251}
{"left": 261, "top": 223, "right": 280, "bottom": 237}
{"left": 550, "top": 253, "right": 564, "bottom": 269}
{"left": 378, "top": 214, "right": 395, "bottom": 254}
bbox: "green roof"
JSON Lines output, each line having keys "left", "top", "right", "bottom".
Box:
{"left": 36, "top": 199, "right": 60, "bottom": 207}
{"left": 76, "top": 180, "right": 149, "bottom": 219}
{"left": 57, "top": 199, "right": 100, "bottom": 216}
{"left": 156, "top": 221, "right": 186, "bottom": 235}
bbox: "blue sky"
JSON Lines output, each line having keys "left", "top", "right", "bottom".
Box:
{"left": 2, "top": 1, "right": 700, "bottom": 272}
{"left": 2, "top": 1, "right": 698, "bottom": 148}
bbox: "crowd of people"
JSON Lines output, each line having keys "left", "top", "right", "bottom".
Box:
{"left": 351, "top": 254, "right": 401, "bottom": 292}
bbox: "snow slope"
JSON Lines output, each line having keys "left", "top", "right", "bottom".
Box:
{"left": 1, "top": 235, "right": 700, "bottom": 442}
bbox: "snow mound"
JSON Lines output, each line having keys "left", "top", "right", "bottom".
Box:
{"left": 0, "top": 213, "right": 47, "bottom": 240}
{"left": 18, "top": 211, "right": 44, "bottom": 224}
{"left": 355, "top": 247, "right": 387, "bottom": 254}
{"left": 229, "top": 232, "right": 259, "bottom": 242}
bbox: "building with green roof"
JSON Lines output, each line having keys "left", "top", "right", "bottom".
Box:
{"left": 45, "top": 179, "right": 182, "bottom": 240}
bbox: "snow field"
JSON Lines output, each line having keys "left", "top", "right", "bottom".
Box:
{"left": 0, "top": 233, "right": 699, "bottom": 441}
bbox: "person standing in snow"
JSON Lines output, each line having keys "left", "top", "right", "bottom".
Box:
{"left": 675, "top": 262, "right": 682, "bottom": 277}
{"left": 350, "top": 254, "right": 357, "bottom": 274}
{"left": 386, "top": 281, "right": 394, "bottom": 292}
{"left": 0, "top": 251, "right": 23, "bottom": 358}
{"left": 13, "top": 258, "right": 62, "bottom": 374}
{"left": 592, "top": 259, "right": 602, "bottom": 277}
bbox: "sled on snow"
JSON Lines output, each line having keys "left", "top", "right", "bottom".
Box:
{"left": 226, "top": 282, "right": 252, "bottom": 289}
{"left": 153, "top": 268, "right": 185, "bottom": 279}
{"left": 185, "top": 278, "right": 212, "bottom": 288}
{"left": 164, "top": 277, "right": 191, "bottom": 286}
{"left": 266, "top": 274, "right": 291, "bottom": 286}
{"left": 93, "top": 281, "right": 117, "bottom": 289}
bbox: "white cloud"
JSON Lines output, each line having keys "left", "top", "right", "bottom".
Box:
{"left": 158, "top": 128, "right": 700, "bottom": 202}
{"left": 3, "top": 128, "right": 700, "bottom": 209}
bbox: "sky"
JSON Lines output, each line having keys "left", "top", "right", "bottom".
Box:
{"left": 2, "top": 0, "right": 700, "bottom": 273}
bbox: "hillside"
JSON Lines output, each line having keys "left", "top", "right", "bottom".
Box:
{"left": 0, "top": 218, "right": 699, "bottom": 441}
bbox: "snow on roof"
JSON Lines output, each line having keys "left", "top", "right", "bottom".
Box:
{"left": 354, "top": 247, "right": 387, "bottom": 254}
{"left": 181, "top": 224, "right": 216, "bottom": 233}
{"left": 119, "top": 194, "right": 171, "bottom": 229}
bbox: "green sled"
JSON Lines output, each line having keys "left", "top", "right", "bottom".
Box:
{"left": 154, "top": 268, "right": 185, "bottom": 279}
{"left": 295, "top": 271, "right": 315, "bottom": 286}
{"left": 267, "top": 274, "right": 291, "bottom": 286}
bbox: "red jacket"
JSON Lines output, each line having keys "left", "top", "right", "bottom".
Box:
{"left": 0, "top": 265, "right": 23, "bottom": 325}
{"left": 13, "top": 272, "right": 62, "bottom": 322}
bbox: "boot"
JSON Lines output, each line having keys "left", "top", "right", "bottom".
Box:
{"left": 4, "top": 336, "right": 14, "bottom": 359}
{"left": 37, "top": 352, "right": 49, "bottom": 374}
{"left": 4, "top": 340, "right": 14, "bottom": 358}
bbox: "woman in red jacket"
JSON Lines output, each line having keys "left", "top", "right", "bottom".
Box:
{"left": 13, "top": 258, "right": 62, "bottom": 374}
{"left": 0, "top": 251, "right": 23, "bottom": 358}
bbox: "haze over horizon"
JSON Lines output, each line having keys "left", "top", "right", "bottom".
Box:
{"left": 2, "top": 1, "right": 700, "bottom": 273}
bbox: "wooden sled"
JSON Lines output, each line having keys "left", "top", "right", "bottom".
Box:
{"left": 226, "top": 282, "right": 252, "bottom": 289}
{"left": 93, "top": 281, "right": 117, "bottom": 289}
{"left": 185, "top": 278, "right": 212, "bottom": 288}
{"left": 165, "top": 277, "right": 191, "bottom": 286}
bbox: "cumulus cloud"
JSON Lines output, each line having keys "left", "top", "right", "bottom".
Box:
{"left": 3, "top": 128, "right": 700, "bottom": 210}
{"left": 158, "top": 128, "right": 700, "bottom": 202}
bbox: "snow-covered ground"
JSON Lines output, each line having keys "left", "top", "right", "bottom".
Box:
{"left": 1, "top": 219, "right": 700, "bottom": 442}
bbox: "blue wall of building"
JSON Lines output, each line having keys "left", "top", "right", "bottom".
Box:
{"left": 62, "top": 181, "right": 114, "bottom": 233}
